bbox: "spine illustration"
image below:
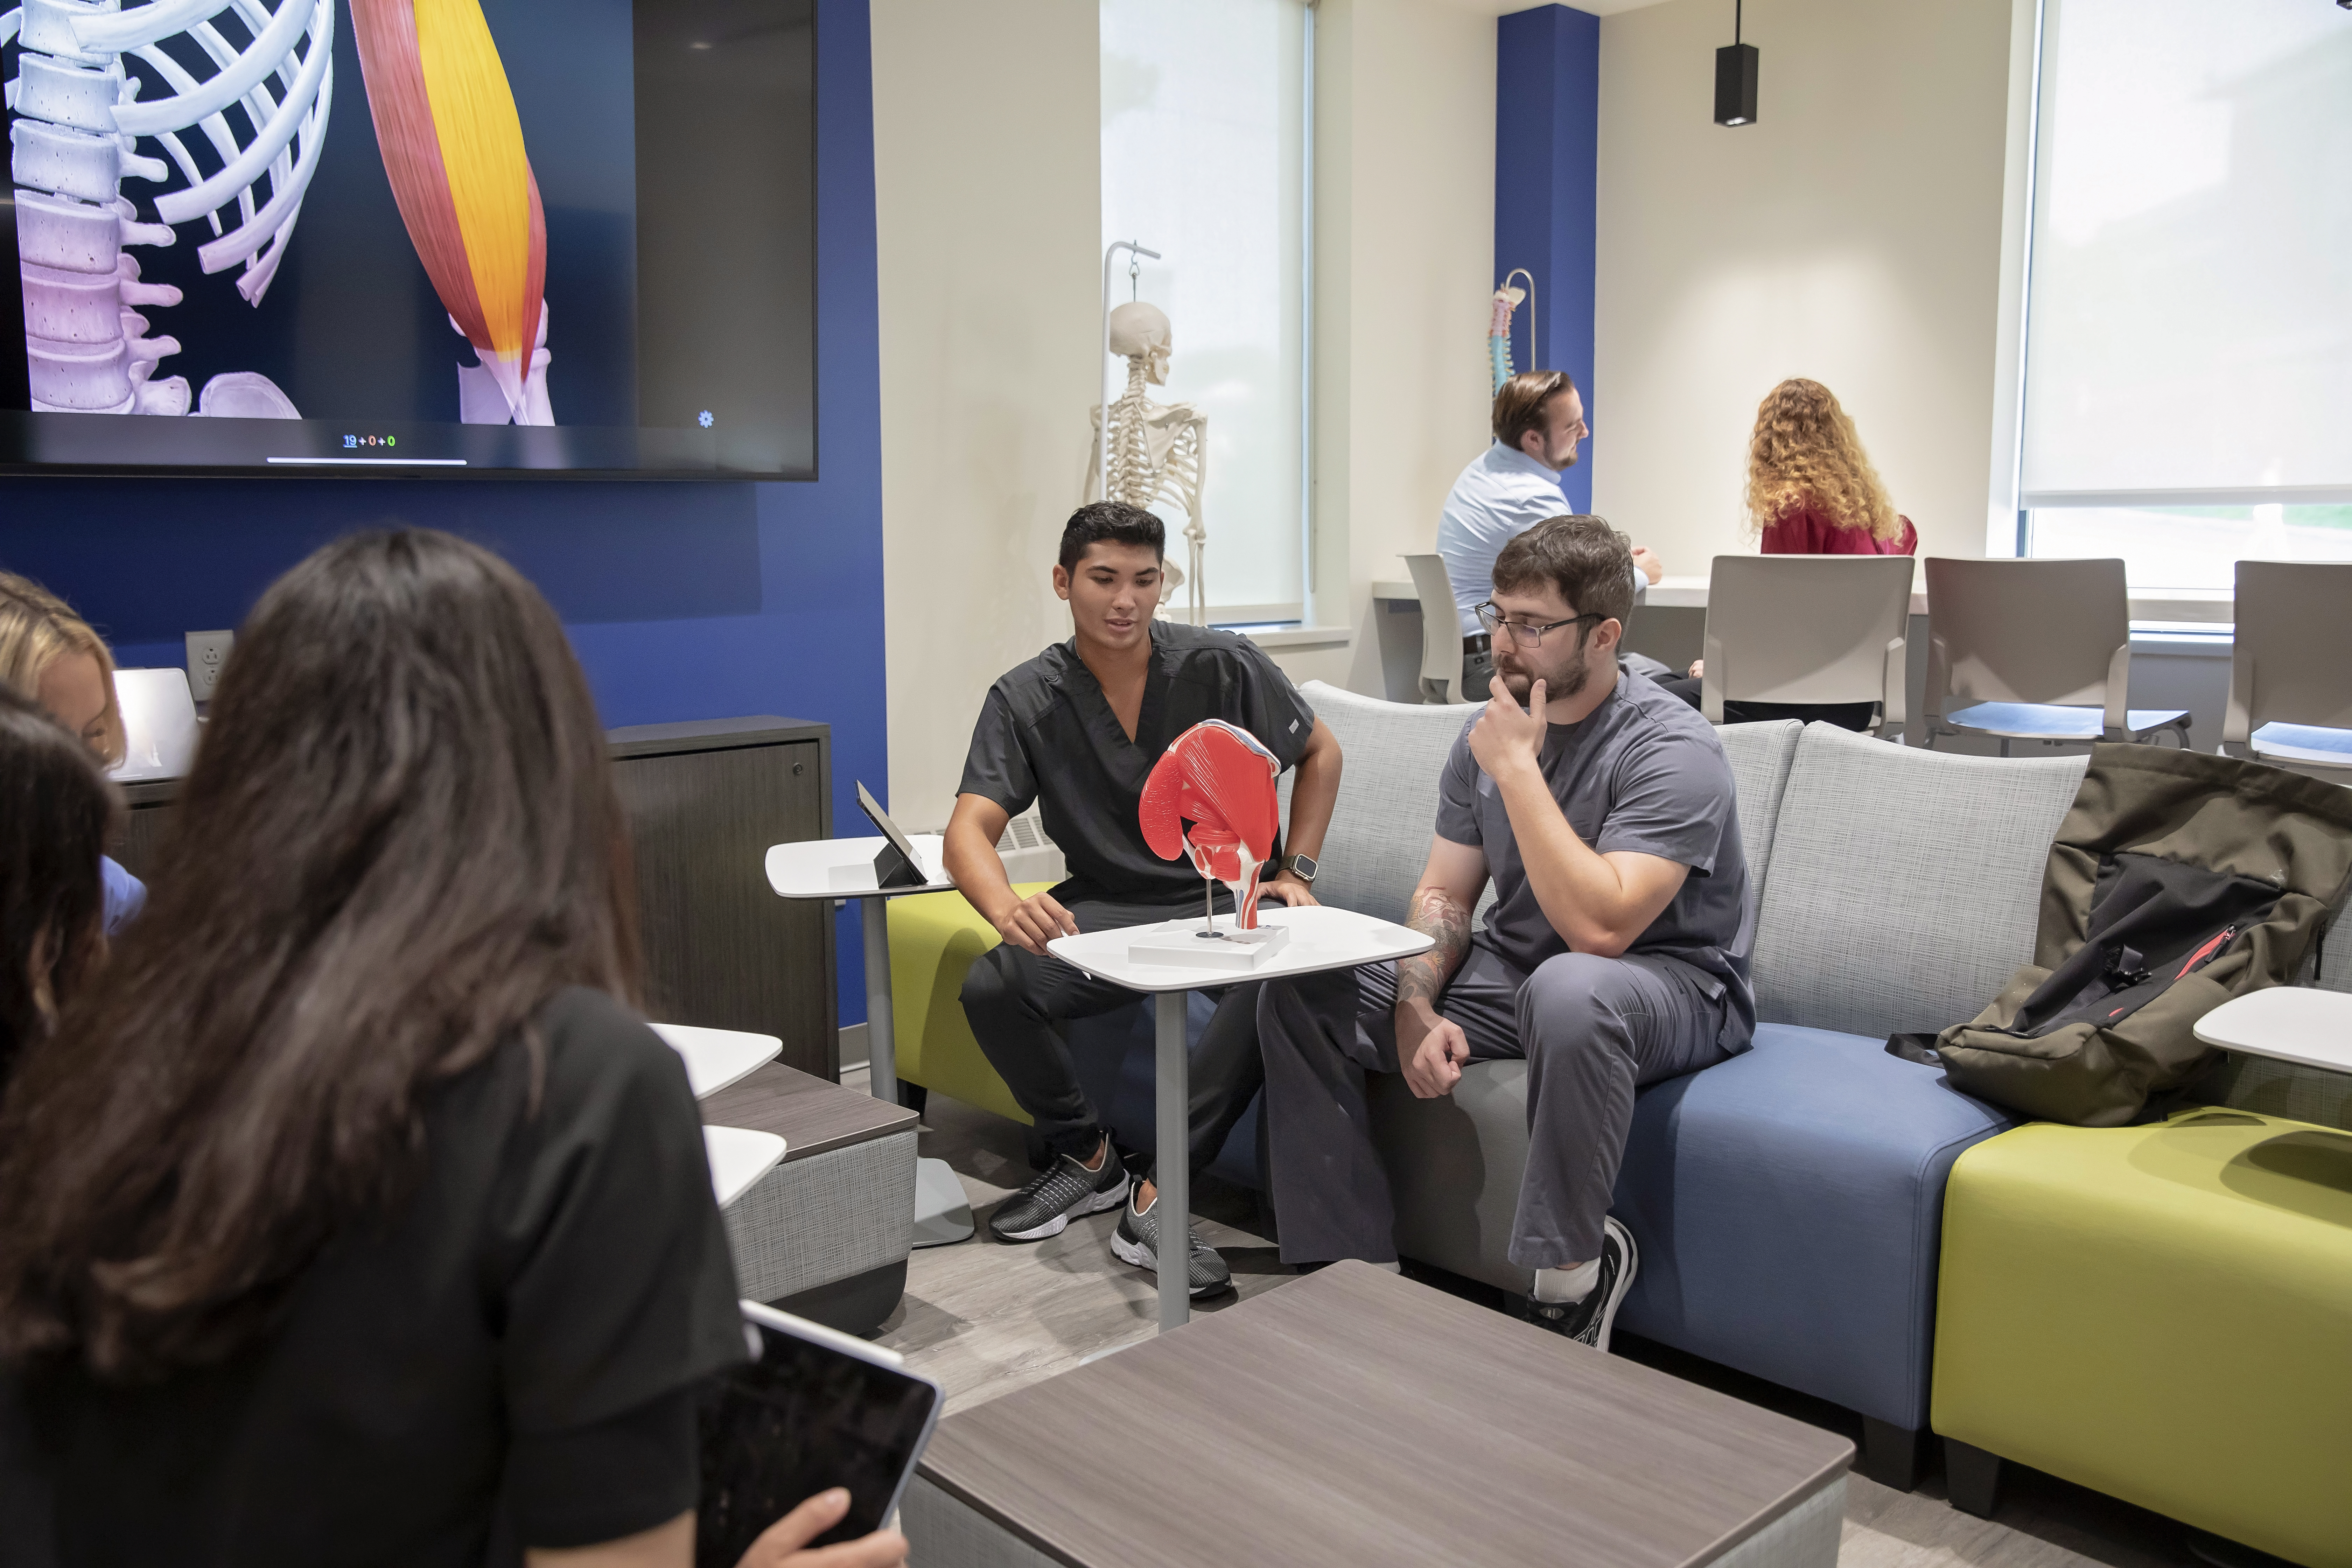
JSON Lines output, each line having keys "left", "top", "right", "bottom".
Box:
{"left": 7, "top": 0, "right": 333, "bottom": 416}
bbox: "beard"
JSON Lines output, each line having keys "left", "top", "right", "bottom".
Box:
{"left": 1496, "top": 635, "right": 1593, "bottom": 706}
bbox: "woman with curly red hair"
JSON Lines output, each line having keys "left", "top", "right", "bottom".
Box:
{"left": 1659, "top": 380, "right": 1913, "bottom": 728}
{"left": 1746, "top": 378, "right": 1915, "bottom": 556}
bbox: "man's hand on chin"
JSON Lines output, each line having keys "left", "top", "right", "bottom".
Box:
{"left": 1260, "top": 871, "right": 1320, "bottom": 908}
{"left": 1468, "top": 674, "right": 1549, "bottom": 783}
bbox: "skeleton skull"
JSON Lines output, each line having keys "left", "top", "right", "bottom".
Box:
{"left": 1107, "top": 301, "right": 1171, "bottom": 386}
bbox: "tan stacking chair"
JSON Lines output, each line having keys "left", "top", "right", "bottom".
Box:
{"left": 1921, "top": 557, "right": 2189, "bottom": 755}
{"left": 2222, "top": 559, "right": 2352, "bottom": 780}
{"left": 1405, "top": 553, "right": 1474, "bottom": 704}
{"left": 1700, "top": 555, "right": 1913, "bottom": 737}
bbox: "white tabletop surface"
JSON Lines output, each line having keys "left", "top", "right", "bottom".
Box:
{"left": 652, "top": 1022, "right": 782, "bottom": 1100}
{"left": 704, "top": 1125, "right": 788, "bottom": 1208}
{"left": 2192, "top": 987, "right": 2352, "bottom": 1074}
{"left": 1368, "top": 574, "right": 2235, "bottom": 625}
{"left": 766, "top": 834, "right": 953, "bottom": 899}
{"left": 1048, "top": 903, "right": 1432, "bottom": 994}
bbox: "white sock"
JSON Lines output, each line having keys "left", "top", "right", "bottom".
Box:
{"left": 1532, "top": 1258, "right": 1601, "bottom": 1305}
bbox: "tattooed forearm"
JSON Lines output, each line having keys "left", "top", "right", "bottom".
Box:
{"left": 1397, "top": 886, "right": 1471, "bottom": 1006}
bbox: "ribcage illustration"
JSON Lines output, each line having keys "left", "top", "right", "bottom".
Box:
{"left": 6, "top": 0, "right": 329, "bottom": 416}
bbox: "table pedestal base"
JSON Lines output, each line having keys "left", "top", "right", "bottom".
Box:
{"left": 912, "top": 1154, "right": 975, "bottom": 1247}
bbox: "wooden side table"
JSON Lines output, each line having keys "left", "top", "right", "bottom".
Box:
{"left": 700, "top": 1061, "right": 922, "bottom": 1335}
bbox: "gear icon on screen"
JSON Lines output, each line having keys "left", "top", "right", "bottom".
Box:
{"left": 698, "top": 410, "right": 714, "bottom": 428}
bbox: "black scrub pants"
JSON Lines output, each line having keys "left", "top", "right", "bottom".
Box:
{"left": 959, "top": 892, "right": 1262, "bottom": 1186}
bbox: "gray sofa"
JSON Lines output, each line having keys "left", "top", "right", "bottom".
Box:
{"left": 1287, "top": 679, "right": 2352, "bottom": 1491}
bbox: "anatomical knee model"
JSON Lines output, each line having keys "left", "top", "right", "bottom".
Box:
{"left": 348, "top": 0, "right": 552, "bottom": 426}
{"left": 1086, "top": 301, "right": 1208, "bottom": 623}
{"left": 8, "top": 0, "right": 331, "bottom": 416}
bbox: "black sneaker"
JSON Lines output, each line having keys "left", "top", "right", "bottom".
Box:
{"left": 1526, "top": 1217, "right": 1637, "bottom": 1353}
{"left": 1110, "top": 1190, "right": 1233, "bottom": 1297}
{"left": 989, "top": 1146, "right": 1130, "bottom": 1242}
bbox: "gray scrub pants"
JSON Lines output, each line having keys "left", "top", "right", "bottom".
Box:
{"left": 1256, "top": 943, "right": 1731, "bottom": 1270}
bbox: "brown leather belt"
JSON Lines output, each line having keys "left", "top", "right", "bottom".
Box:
{"left": 1462, "top": 633, "right": 1492, "bottom": 654}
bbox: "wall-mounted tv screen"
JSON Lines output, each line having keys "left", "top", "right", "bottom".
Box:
{"left": 2, "top": 0, "right": 814, "bottom": 477}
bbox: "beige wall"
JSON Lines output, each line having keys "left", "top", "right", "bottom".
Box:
{"left": 873, "top": 0, "right": 1504, "bottom": 811}
{"left": 1591, "top": 0, "right": 2014, "bottom": 570}
{"left": 1314, "top": 0, "right": 1502, "bottom": 696}
{"left": 872, "top": 0, "right": 1102, "bottom": 823}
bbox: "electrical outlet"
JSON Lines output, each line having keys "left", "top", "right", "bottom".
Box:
{"left": 185, "top": 630, "right": 234, "bottom": 700}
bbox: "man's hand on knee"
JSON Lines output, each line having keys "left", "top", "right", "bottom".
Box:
{"left": 995, "top": 891, "right": 1080, "bottom": 956}
{"left": 1397, "top": 1002, "right": 1469, "bottom": 1098}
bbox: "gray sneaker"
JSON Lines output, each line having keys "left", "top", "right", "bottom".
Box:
{"left": 1526, "top": 1216, "right": 1637, "bottom": 1353}
{"left": 990, "top": 1148, "right": 1130, "bottom": 1242}
{"left": 1110, "top": 1189, "right": 1233, "bottom": 1297}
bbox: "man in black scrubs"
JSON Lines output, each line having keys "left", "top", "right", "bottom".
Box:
{"left": 942, "top": 501, "right": 1343, "bottom": 1296}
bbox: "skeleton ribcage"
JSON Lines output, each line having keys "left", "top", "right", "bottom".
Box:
{"left": 6, "top": 0, "right": 331, "bottom": 412}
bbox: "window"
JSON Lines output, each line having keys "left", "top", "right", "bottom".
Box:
{"left": 1100, "top": 0, "right": 1310, "bottom": 622}
{"left": 2018, "top": 0, "right": 2352, "bottom": 588}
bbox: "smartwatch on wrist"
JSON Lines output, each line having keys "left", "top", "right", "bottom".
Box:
{"left": 1279, "top": 852, "right": 1318, "bottom": 883}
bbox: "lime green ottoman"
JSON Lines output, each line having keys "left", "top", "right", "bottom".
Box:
{"left": 1933, "top": 1110, "right": 2352, "bottom": 1566}
{"left": 884, "top": 886, "right": 1045, "bottom": 1126}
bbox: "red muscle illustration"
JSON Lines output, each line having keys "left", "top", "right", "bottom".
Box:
{"left": 1138, "top": 720, "right": 1283, "bottom": 929}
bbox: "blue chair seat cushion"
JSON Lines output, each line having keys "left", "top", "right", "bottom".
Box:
{"left": 1611, "top": 1022, "right": 2015, "bottom": 1430}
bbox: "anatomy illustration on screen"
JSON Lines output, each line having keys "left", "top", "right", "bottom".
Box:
{"left": 348, "top": 0, "right": 552, "bottom": 426}
{"left": 8, "top": 0, "right": 555, "bottom": 427}
{"left": 10, "top": 0, "right": 332, "bottom": 418}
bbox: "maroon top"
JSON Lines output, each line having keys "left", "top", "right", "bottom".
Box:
{"left": 1760, "top": 501, "right": 1916, "bottom": 556}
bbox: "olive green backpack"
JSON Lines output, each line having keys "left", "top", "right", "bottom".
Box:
{"left": 1891, "top": 744, "right": 2352, "bottom": 1127}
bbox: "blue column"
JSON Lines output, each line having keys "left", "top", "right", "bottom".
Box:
{"left": 1494, "top": 5, "right": 1600, "bottom": 513}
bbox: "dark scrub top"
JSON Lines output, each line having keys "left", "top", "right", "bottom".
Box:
{"left": 959, "top": 620, "right": 1318, "bottom": 906}
{"left": 7, "top": 986, "right": 747, "bottom": 1568}
{"left": 1434, "top": 669, "right": 1757, "bottom": 1051}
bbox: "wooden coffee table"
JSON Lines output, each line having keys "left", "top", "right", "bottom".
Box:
{"left": 903, "top": 1262, "right": 1853, "bottom": 1568}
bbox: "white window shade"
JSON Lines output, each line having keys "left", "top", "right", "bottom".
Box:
{"left": 1101, "top": 0, "right": 1307, "bottom": 616}
{"left": 2020, "top": 0, "right": 2352, "bottom": 507}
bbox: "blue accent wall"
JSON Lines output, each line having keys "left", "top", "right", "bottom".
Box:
{"left": 0, "top": 0, "right": 886, "bottom": 1029}
{"left": 1494, "top": 5, "right": 1600, "bottom": 513}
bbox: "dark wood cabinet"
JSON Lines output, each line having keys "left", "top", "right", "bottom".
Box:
{"left": 112, "top": 715, "right": 840, "bottom": 1079}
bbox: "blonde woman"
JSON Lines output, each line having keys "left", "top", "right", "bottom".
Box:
{"left": 1747, "top": 378, "right": 1916, "bottom": 556}
{"left": 0, "top": 574, "right": 145, "bottom": 931}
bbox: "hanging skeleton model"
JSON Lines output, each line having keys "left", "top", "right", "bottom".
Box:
{"left": 1087, "top": 298, "right": 1209, "bottom": 625}
{"left": 7, "top": 0, "right": 551, "bottom": 424}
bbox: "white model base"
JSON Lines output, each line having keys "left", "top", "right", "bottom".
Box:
{"left": 912, "top": 1155, "right": 976, "bottom": 1248}
{"left": 1127, "top": 916, "right": 1290, "bottom": 971}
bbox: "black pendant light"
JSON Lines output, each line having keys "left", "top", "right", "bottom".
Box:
{"left": 1715, "top": 0, "right": 1758, "bottom": 126}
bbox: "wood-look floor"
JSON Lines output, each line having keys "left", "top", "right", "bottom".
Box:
{"left": 847, "top": 1069, "right": 2202, "bottom": 1568}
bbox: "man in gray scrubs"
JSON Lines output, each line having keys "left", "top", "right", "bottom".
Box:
{"left": 1255, "top": 515, "right": 1751, "bottom": 1351}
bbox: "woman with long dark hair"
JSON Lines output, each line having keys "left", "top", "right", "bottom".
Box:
{"left": 0, "top": 686, "right": 115, "bottom": 1087}
{"left": 0, "top": 532, "right": 903, "bottom": 1568}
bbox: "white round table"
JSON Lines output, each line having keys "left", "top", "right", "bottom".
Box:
{"left": 704, "top": 1125, "right": 788, "bottom": 1209}
{"left": 653, "top": 1021, "right": 782, "bottom": 1100}
{"left": 765, "top": 833, "right": 975, "bottom": 1247}
{"left": 2193, "top": 987, "right": 2352, "bottom": 1074}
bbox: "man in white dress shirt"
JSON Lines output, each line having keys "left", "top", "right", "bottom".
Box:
{"left": 1436, "top": 371, "right": 1665, "bottom": 697}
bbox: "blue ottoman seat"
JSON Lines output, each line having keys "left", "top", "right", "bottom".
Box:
{"left": 1612, "top": 1023, "right": 2014, "bottom": 1435}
